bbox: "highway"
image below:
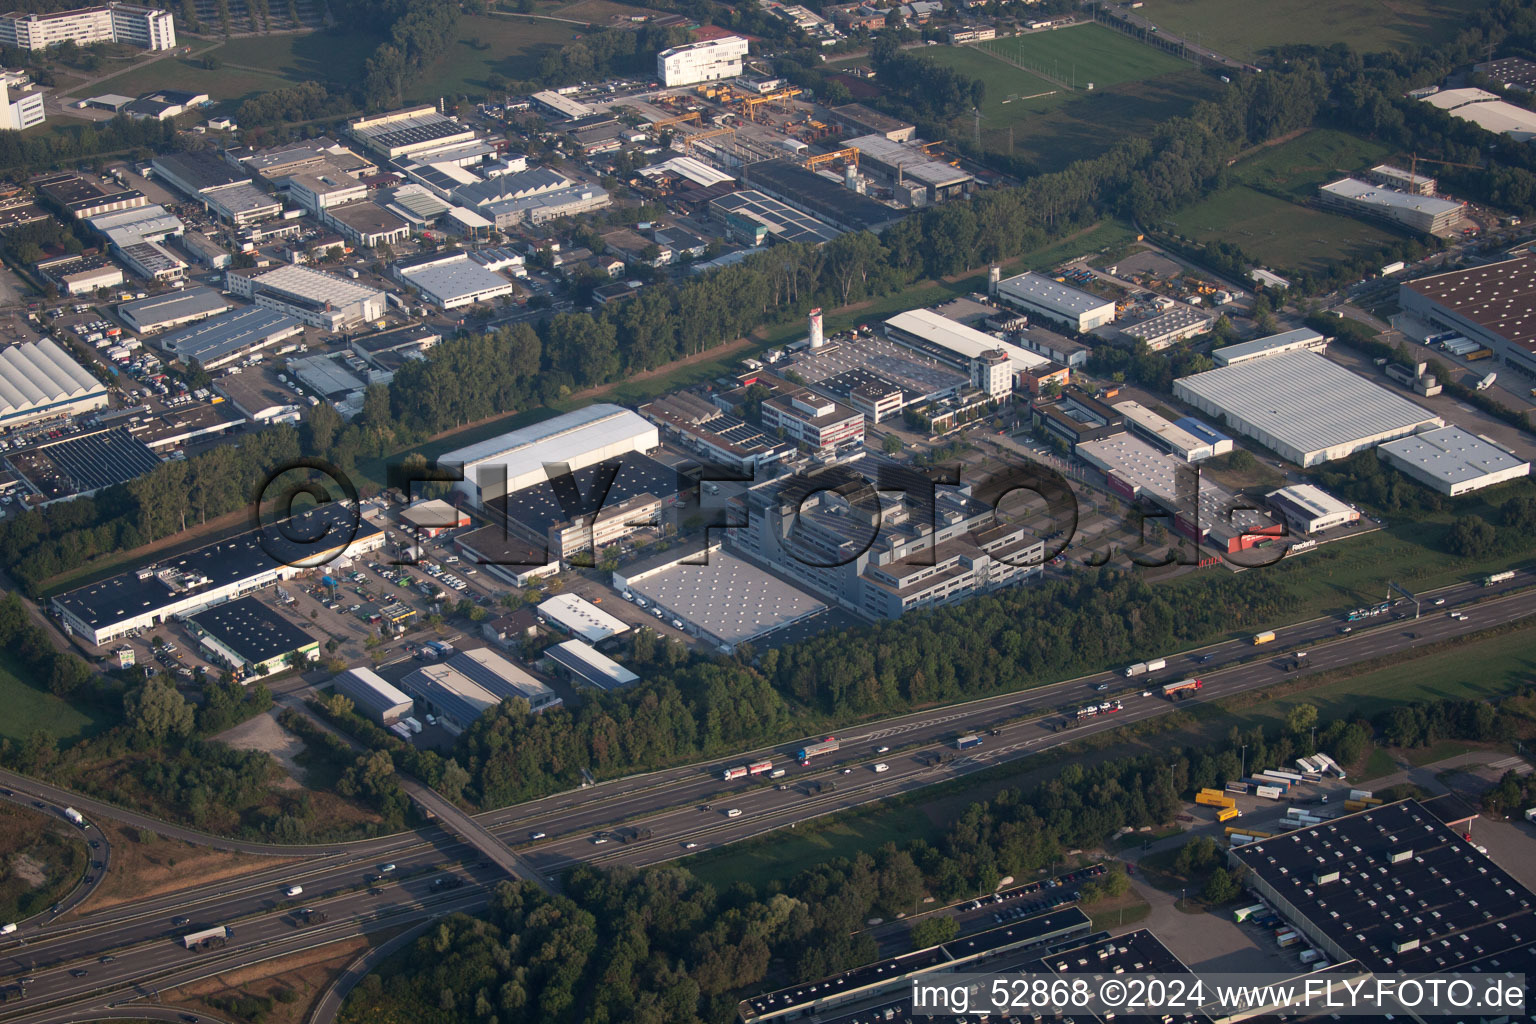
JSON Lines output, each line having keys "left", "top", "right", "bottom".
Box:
{"left": 1, "top": 572, "right": 1531, "bottom": 1021}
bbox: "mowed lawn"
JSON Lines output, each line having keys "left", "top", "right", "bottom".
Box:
{"left": 1143, "top": 0, "right": 1486, "bottom": 60}
{"left": 1164, "top": 184, "right": 1404, "bottom": 274}
{"left": 919, "top": 40, "right": 1221, "bottom": 172}
{"left": 973, "top": 23, "right": 1188, "bottom": 88}
{"left": 408, "top": 15, "right": 584, "bottom": 99}
{"left": 1231, "top": 128, "right": 1394, "bottom": 199}
{"left": 0, "top": 650, "right": 111, "bottom": 746}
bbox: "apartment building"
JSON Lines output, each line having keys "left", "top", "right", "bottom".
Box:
{"left": 0, "top": 3, "right": 174, "bottom": 50}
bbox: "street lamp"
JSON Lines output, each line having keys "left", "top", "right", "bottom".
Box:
{"left": 1240, "top": 744, "right": 1247, "bottom": 779}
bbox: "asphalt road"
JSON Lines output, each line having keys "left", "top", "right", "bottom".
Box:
{"left": 2, "top": 573, "right": 1532, "bottom": 1021}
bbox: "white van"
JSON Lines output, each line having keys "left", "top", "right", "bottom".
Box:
{"left": 725, "top": 808, "right": 743, "bottom": 818}
{"left": 873, "top": 763, "right": 890, "bottom": 773}
{"left": 0, "top": 922, "right": 16, "bottom": 936}
{"left": 285, "top": 885, "right": 303, "bottom": 897}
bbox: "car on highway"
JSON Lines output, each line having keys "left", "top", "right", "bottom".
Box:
{"left": 725, "top": 808, "right": 743, "bottom": 818}
{"left": 592, "top": 837, "right": 609, "bottom": 844}
{"left": 1339, "top": 626, "right": 1352, "bottom": 634}
{"left": 285, "top": 885, "right": 303, "bottom": 897}
{"left": 1198, "top": 654, "right": 1214, "bottom": 663}
{"left": 98, "top": 955, "right": 115, "bottom": 963}
{"left": 529, "top": 831, "right": 546, "bottom": 840}
{"left": 379, "top": 863, "right": 396, "bottom": 872}
{"left": 1434, "top": 597, "right": 1445, "bottom": 605}
{"left": 172, "top": 916, "right": 191, "bottom": 926}
{"left": 842, "top": 768, "right": 853, "bottom": 774}
{"left": 69, "top": 969, "right": 87, "bottom": 978}
{"left": 1092, "top": 683, "right": 1109, "bottom": 691}
{"left": 683, "top": 842, "right": 698, "bottom": 849}
{"left": 876, "top": 746, "right": 890, "bottom": 753}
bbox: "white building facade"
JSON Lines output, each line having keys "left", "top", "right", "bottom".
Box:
{"left": 658, "top": 36, "right": 749, "bottom": 86}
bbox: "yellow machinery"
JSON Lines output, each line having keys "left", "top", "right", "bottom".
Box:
{"left": 739, "top": 87, "right": 802, "bottom": 121}
{"left": 683, "top": 125, "right": 737, "bottom": 155}
{"left": 649, "top": 110, "right": 702, "bottom": 131}
{"left": 804, "top": 147, "right": 860, "bottom": 172}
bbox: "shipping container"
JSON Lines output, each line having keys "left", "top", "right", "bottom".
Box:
{"left": 1217, "top": 806, "right": 1240, "bottom": 822}
{"left": 1256, "top": 785, "right": 1283, "bottom": 799}
{"left": 1196, "top": 792, "right": 1236, "bottom": 809}
{"left": 1225, "top": 781, "right": 1249, "bottom": 795}
{"left": 1233, "top": 904, "right": 1267, "bottom": 922}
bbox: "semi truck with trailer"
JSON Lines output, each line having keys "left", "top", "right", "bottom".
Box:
{"left": 1161, "top": 678, "right": 1203, "bottom": 699}
{"left": 796, "top": 737, "right": 839, "bottom": 764}
{"left": 1485, "top": 571, "right": 1516, "bottom": 586}
{"left": 722, "top": 760, "right": 774, "bottom": 780}
{"left": 182, "top": 925, "right": 230, "bottom": 949}
{"left": 1123, "top": 657, "right": 1167, "bottom": 677}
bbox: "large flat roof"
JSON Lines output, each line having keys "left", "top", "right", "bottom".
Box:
{"left": 629, "top": 549, "right": 826, "bottom": 646}
{"left": 117, "top": 287, "right": 230, "bottom": 329}
{"left": 711, "top": 189, "right": 841, "bottom": 245}
{"left": 160, "top": 306, "right": 302, "bottom": 364}
{"left": 1173, "top": 351, "right": 1441, "bottom": 460}
{"left": 843, "top": 134, "right": 971, "bottom": 187}
{"left": 1377, "top": 425, "right": 1531, "bottom": 486}
{"left": 398, "top": 256, "right": 514, "bottom": 303}
{"left": 741, "top": 159, "right": 900, "bottom": 233}
{"left": 995, "top": 271, "right": 1115, "bottom": 319}
{"left": 1402, "top": 255, "right": 1536, "bottom": 353}
{"left": 151, "top": 151, "right": 246, "bottom": 194}
{"left": 1231, "top": 799, "right": 1536, "bottom": 973}
{"left": 885, "top": 307, "right": 1050, "bottom": 371}
{"left": 1113, "top": 400, "right": 1207, "bottom": 455}
{"left": 547, "top": 639, "right": 638, "bottom": 690}
{"left": 1075, "top": 433, "right": 1273, "bottom": 537}
{"left": 1267, "top": 482, "right": 1357, "bottom": 520}
{"left": 246, "top": 264, "right": 382, "bottom": 307}
{"left": 1320, "top": 177, "right": 1463, "bottom": 217}
{"left": 1211, "top": 327, "right": 1324, "bottom": 364}
{"left": 489, "top": 451, "right": 682, "bottom": 537}
{"left": 1420, "top": 87, "right": 1536, "bottom": 139}
{"left": 537, "top": 593, "right": 628, "bottom": 643}
{"left": 190, "top": 595, "right": 315, "bottom": 664}
{"left": 0, "top": 337, "right": 107, "bottom": 419}
{"left": 53, "top": 503, "right": 380, "bottom": 630}
{"left": 439, "top": 403, "right": 656, "bottom": 477}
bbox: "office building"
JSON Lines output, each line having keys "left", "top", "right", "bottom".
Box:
{"left": 1367, "top": 163, "right": 1436, "bottom": 196}
{"left": 0, "top": 2, "right": 173, "bottom": 50}
{"left": 885, "top": 307, "right": 1054, "bottom": 395}
{"left": 0, "top": 337, "right": 109, "bottom": 428}
{"left": 0, "top": 80, "right": 43, "bottom": 130}
{"left": 331, "top": 666, "right": 413, "bottom": 725}
{"left": 759, "top": 387, "right": 864, "bottom": 456}
{"left": 1173, "top": 350, "right": 1443, "bottom": 466}
{"left": 657, "top": 35, "right": 749, "bottom": 86}
{"left": 1317, "top": 178, "right": 1463, "bottom": 234}
{"left": 1266, "top": 483, "right": 1360, "bottom": 534}
{"left": 1376, "top": 425, "right": 1531, "bottom": 495}
{"left": 186, "top": 595, "right": 318, "bottom": 676}
{"left": 225, "top": 264, "right": 386, "bottom": 332}
{"left": 1030, "top": 388, "right": 1123, "bottom": 452}
{"left": 994, "top": 271, "right": 1116, "bottom": 332}
{"left": 440, "top": 404, "right": 659, "bottom": 506}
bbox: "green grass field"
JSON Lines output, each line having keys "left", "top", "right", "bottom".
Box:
{"left": 1142, "top": 0, "right": 1485, "bottom": 60}
{"left": 1231, "top": 129, "right": 1393, "bottom": 199}
{"left": 409, "top": 15, "right": 583, "bottom": 99}
{"left": 975, "top": 24, "right": 1189, "bottom": 89}
{"left": 919, "top": 36, "right": 1221, "bottom": 172}
{"left": 0, "top": 650, "right": 111, "bottom": 747}
{"left": 1164, "top": 184, "right": 1405, "bottom": 274}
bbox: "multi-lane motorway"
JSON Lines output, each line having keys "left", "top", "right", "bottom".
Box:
{"left": 2, "top": 572, "right": 1532, "bottom": 1022}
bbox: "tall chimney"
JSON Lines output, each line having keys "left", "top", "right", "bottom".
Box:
{"left": 808, "top": 308, "right": 824, "bottom": 349}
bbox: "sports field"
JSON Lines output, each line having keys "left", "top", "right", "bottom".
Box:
{"left": 1164, "top": 184, "right": 1403, "bottom": 274}
{"left": 918, "top": 32, "right": 1221, "bottom": 173}
{"left": 1230, "top": 128, "right": 1393, "bottom": 199}
{"left": 1142, "top": 0, "right": 1486, "bottom": 60}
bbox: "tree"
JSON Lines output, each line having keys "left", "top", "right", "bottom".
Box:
{"left": 1202, "top": 866, "right": 1238, "bottom": 903}
{"left": 124, "top": 676, "right": 194, "bottom": 741}
{"left": 882, "top": 433, "right": 903, "bottom": 456}
{"left": 909, "top": 915, "right": 958, "bottom": 949}
{"left": 1447, "top": 515, "right": 1497, "bottom": 558}
{"left": 1284, "top": 703, "right": 1318, "bottom": 738}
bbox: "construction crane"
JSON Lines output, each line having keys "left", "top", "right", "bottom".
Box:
{"left": 649, "top": 110, "right": 702, "bottom": 131}
{"left": 739, "top": 87, "right": 802, "bottom": 121}
{"left": 1406, "top": 151, "right": 1484, "bottom": 185}
{"left": 804, "top": 147, "right": 860, "bottom": 172}
{"left": 683, "top": 125, "right": 737, "bottom": 155}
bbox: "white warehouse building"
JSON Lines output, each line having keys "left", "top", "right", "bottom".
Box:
{"left": 439, "top": 403, "right": 660, "bottom": 506}
{"left": 993, "top": 271, "right": 1115, "bottom": 333}
{"left": 1172, "top": 350, "right": 1442, "bottom": 467}
{"left": 1377, "top": 426, "right": 1531, "bottom": 496}
{"left": 657, "top": 36, "right": 749, "bottom": 86}
{"left": 1266, "top": 483, "right": 1360, "bottom": 534}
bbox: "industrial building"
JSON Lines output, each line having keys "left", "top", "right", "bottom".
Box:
{"left": 657, "top": 35, "right": 749, "bottom": 86}
{"left": 348, "top": 106, "right": 479, "bottom": 161}
{"left": 0, "top": 2, "right": 174, "bottom": 51}
{"left": 545, "top": 639, "right": 638, "bottom": 690}
{"left": 615, "top": 544, "right": 827, "bottom": 651}
{"left": 730, "top": 462, "right": 1044, "bottom": 620}
{"left": 1367, "top": 163, "right": 1436, "bottom": 196}
{"left": 1030, "top": 388, "right": 1124, "bottom": 452}
{"left": 225, "top": 264, "right": 386, "bottom": 332}
{"left": 993, "top": 271, "right": 1116, "bottom": 333}
{"left": 158, "top": 306, "right": 303, "bottom": 370}
{"left": 51, "top": 502, "right": 384, "bottom": 646}
{"left": 1316, "top": 178, "right": 1464, "bottom": 235}
{"left": 1229, "top": 799, "right": 1536, "bottom": 974}
{"left": 401, "top": 498, "right": 470, "bottom": 537}
{"left": 118, "top": 287, "right": 227, "bottom": 334}
{"left": 741, "top": 160, "right": 901, "bottom": 234}
{"left": 34, "top": 172, "right": 147, "bottom": 220}
{"left": 710, "top": 189, "right": 841, "bottom": 245}
{"left": 1398, "top": 256, "right": 1536, "bottom": 379}
{"left": 400, "top": 648, "right": 561, "bottom": 734}
{"left": 1076, "top": 433, "right": 1281, "bottom": 554}
{"left": 1122, "top": 305, "right": 1212, "bottom": 350}
{"left": 1114, "top": 400, "right": 1220, "bottom": 461}
{"left": 150, "top": 150, "right": 245, "bottom": 198}
{"left": 738, "top": 909, "right": 1093, "bottom": 1023}
{"left": 841, "top": 134, "right": 973, "bottom": 204}
{"left": 1211, "top": 327, "right": 1326, "bottom": 366}
{"left": 1376, "top": 425, "right": 1531, "bottom": 495}
{"left": 115, "top": 239, "right": 187, "bottom": 283}
{"left": 1266, "top": 483, "right": 1360, "bottom": 534}
{"left": 1475, "top": 56, "right": 1536, "bottom": 92}
{"left": 331, "top": 666, "right": 413, "bottom": 725}
{"left": 201, "top": 184, "right": 281, "bottom": 227}
{"left": 0, "top": 337, "right": 109, "bottom": 428}
{"left": 781, "top": 331, "right": 968, "bottom": 424}
{"left": 537, "top": 593, "right": 628, "bottom": 643}
{"left": 396, "top": 252, "right": 518, "bottom": 310}
{"left": 186, "top": 595, "right": 318, "bottom": 676}
{"left": 826, "top": 103, "right": 914, "bottom": 142}
{"left": 485, "top": 451, "right": 681, "bottom": 561}
{"left": 1420, "top": 87, "right": 1536, "bottom": 142}
{"left": 884, "top": 308, "right": 1054, "bottom": 397}
{"left": 1172, "top": 350, "right": 1443, "bottom": 466}
{"left": 439, "top": 403, "right": 659, "bottom": 506}
{"left": 759, "top": 387, "right": 864, "bottom": 457}
{"left": 454, "top": 526, "right": 561, "bottom": 587}
{"left": 36, "top": 252, "right": 122, "bottom": 295}
{"left": 321, "top": 200, "right": 410, "bottom": 248}
{"left": 640, "top": 392, "right": 795, "bottom": 472}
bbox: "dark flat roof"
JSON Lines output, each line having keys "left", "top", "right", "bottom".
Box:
{"left": 152, "top": 151, "right": 247, "bottom": 195}
{"left": 742, "top": 159, "right": 901, "bottom": 233}
{"left": 53, "top": 502, "right": 380, "bottom": 630}
{"left": 1231, "top": 799, "right": 1536, "bottom": 973}
{"left": 190, "top": 595, "right": 316, "bottom": 663}
{"left": 1405, "top": 255, "right": 1536, "bottom": 353}
{"left": 1032, "top": 930, "right": 1204, "bottom": 1024}
{"left": 486, "top": 452, "right": 684, "bottom": 538}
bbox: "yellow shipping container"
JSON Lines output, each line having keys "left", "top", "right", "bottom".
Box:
{"left": 1217, "top": 806, "right": 1240, "bottom": 822}
{"left": 1196, "top": 792, "right": 1236, "bottom": 809}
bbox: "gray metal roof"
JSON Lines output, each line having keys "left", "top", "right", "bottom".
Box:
{"left": 440, "top": 403, "right": 656, "bottom": 474}
{"left": 1377, "top": 426, "right": 1531, "bottom": 485}
{"left": 1211, "top": 327, "right": 1323, "bottom": 364}
{"left": 1174, "top": 351, "right": 1440, "bottom": 457}
{"left": 0, "top": 337, "right": 106, "bottom": 418}
{"left": 161, "top": 306, "right": 302, "bottom": 364}
{"left": 995, "top": 272, "right": 1115, "bottom": 319}
{"left": 117, "top": 286, "right": 229, "bottom": 328}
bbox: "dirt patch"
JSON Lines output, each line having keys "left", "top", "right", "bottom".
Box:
{"left": 10, "top": 853, "right": 45, "bottom": 887}
{"left": 217, "top": 711, "right": 306, "bottom": 789}
{"left": 165, "top": 934, "right": 376, "bottom": 1024}
{"left": 77, "top": 822, "right": 299, "bottom": 915}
